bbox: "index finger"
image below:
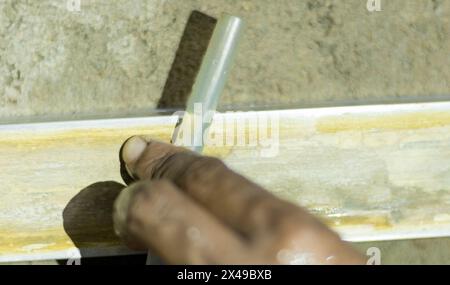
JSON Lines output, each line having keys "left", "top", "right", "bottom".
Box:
{"left": 120, "top": 137, "right": 322, "bottom": 239}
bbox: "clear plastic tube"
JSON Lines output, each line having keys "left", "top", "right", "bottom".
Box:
{"left": 172, "top": 14, "right": 245, "bottom": 153}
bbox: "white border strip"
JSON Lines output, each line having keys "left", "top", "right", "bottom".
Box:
{"left": 2, "top": 101, "right": 450, "bottom": 133}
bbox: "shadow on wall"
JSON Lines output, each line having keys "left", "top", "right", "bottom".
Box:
{"left": 61, "top": 181, "right": 146, "bottom": 265}
{"left": 157, "top": 10, "right": 217, "bottom": 109}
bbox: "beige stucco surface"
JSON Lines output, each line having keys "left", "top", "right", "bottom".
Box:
{"left": 1, "top": 0, "right": 449, "bottom": 121}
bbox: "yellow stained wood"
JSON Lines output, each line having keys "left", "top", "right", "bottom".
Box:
{"left": 2, "top": 103, "right": 450, "bottom": 261}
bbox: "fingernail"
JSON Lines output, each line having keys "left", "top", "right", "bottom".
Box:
{"left": 122, "top": 136, "right": 148, "bottom": 167}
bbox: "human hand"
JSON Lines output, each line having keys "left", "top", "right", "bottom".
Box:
{"left": 113, "top": 136, "right": 365, "bottom": 265}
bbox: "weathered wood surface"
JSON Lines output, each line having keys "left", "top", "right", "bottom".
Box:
{"left": 1, "top": 102, "right": 450, "bottom": 262}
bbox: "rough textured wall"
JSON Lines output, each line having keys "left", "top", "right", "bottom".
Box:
{"left": 0, "top": 0, "right": 449, "bottom": 121}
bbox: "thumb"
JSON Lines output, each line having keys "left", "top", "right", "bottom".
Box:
{"left": 112, "top": 179, "right": 250, "bottom": 264}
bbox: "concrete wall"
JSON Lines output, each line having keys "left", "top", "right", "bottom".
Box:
{"left": 1, "top": 0, "right": 449, "bottom": 121}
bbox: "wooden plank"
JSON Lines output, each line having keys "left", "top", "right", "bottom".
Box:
{"left": 1, "top": 102, "right": 450, "bottom": 262}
